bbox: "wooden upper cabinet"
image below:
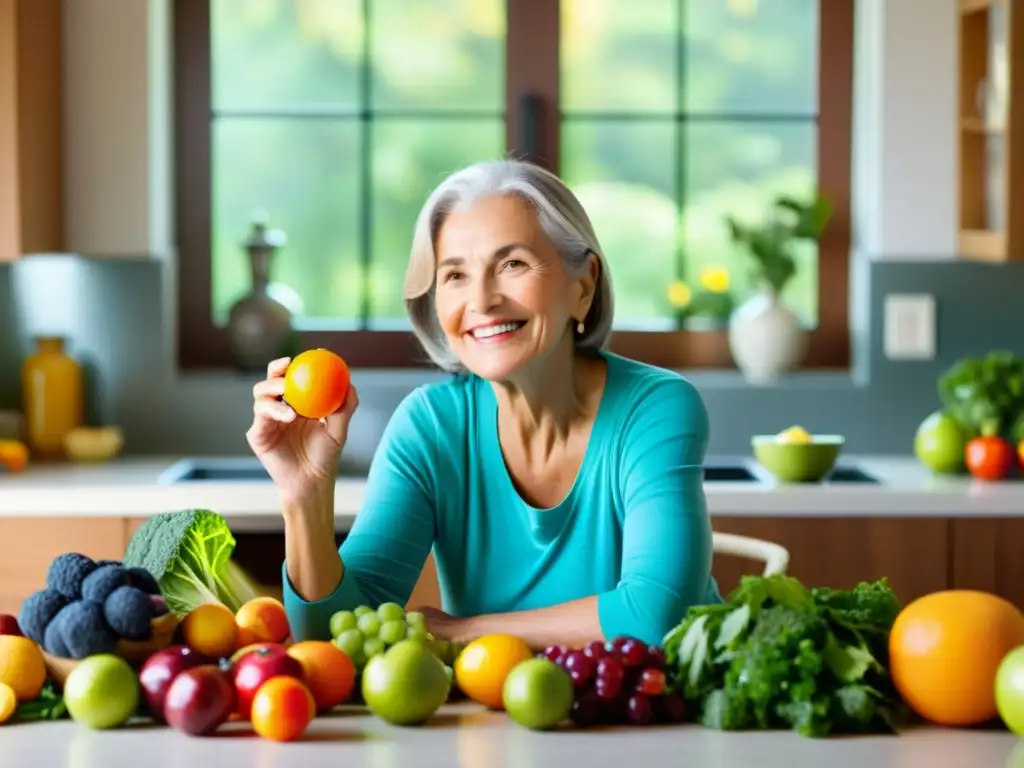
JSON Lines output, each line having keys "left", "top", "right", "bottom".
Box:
{"left": 957, "top": 0, "right": 1024, "bottom": 262}
{"left": 0, "top": 0, "right": 64, "bottom": 262}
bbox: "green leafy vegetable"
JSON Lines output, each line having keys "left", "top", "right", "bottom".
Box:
{"left": 663, "top": 575, "right": 906, "bottom": 738}
{"left": 937, "top": 351, "right": 1024, "bottom": 439}
{"left": 13, "top": 680, "right": 67, "bottom": 722}
{"left": 122, "top": 509, "right": 263, "bottom": 615}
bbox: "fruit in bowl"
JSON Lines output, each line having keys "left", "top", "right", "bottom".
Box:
{"left": 752, "top": 426, "right": 844, "bottom": 483}
{"left": 17, "top": 552, "right": 178, "bottom": 686}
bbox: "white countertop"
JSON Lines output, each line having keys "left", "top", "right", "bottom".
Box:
{"left": 1, "top": 702, "right": 1021, "bottom": 768}
{"left": 1, "top": 454, "right": 1024, "bottom": 531}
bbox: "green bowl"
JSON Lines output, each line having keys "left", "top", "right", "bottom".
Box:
{"left": 751, "top": 434, "right": 845, "bottom": 483}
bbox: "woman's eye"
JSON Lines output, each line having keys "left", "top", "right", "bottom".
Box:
{"left": 503, "top": 259, "right": 526, "bottom": 270}
{"left": 443, "top": 271, "right": 463, "bottom": 282}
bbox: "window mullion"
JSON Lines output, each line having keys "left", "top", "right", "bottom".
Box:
{"left": 506, "top": 0, "right": 560, "bottom": 171}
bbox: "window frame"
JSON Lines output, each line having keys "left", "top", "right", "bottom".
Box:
{"left": 174, "top": 0, "right": 853, "bottom": 370}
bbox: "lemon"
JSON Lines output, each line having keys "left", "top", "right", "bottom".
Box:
{"left": 777, "top": 425, "right": 812, "bottom": 444}
{"left": 0, "top": 682, "right": 16, "bottom": 723}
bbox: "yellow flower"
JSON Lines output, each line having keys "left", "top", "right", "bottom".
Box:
{"left": 667, "top": 280, "right": 692, "bottom": 308}
{"left": 699, "top": 265, "right": 731, "bottom": 294}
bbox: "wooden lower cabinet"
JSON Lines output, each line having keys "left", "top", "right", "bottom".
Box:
{"left": 950, "top": 518, "right": 1024, "bottom": 610}
{"left": 710, "top": 516, "right": 950, "bottom": 605}
{"left": 2, "top": 516, "right": 1023, "bottom": 622}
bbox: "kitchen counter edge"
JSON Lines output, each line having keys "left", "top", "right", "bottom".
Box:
{"left": 2, "top": 455, "right": 1024, "bottom": 526}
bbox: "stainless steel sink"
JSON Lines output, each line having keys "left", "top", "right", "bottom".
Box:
{"left": 157, "top": 457, "right": 368, "bottom": 484}
{"left": 159, "top": 457, "right": 881, "bottom": 485}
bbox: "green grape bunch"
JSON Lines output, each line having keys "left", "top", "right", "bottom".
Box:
{"left": 329, "top": 602, "right": 432, "bottom": 672}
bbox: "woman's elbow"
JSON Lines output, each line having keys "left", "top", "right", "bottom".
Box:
{"left": 597, "top": 584, "right": 699, "bottom": 648}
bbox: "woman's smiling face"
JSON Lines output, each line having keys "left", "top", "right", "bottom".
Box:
{"left": 432, "top": 194, "right": 594, "bottom": 381}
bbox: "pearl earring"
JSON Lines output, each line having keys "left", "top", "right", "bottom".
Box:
{"left": 576, "top": 320, "right": 584, "bottom": 334}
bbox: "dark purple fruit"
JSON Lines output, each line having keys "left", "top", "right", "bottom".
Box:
{"left": 543, "top": 644, "right": 568, "bottom": 665}
{"left": 619, "top": 639, "right": 648, "bottom": 668}
{"left": 626, "top": 693, "right": 654, "bottom": 726}
{"left": 583, "top": 640, "right": 608, "bottom": 661}
{"left": 658, "top": 692, "right": 687, "bottom": 723}
{"left": 645, "top": 645, "right": 666, "bottom": 669}
{"left": 570, "top": 689, "right": 601, "bottom": 728}
{"left": 563, "top": 651, "right": 594, "bottom": 688}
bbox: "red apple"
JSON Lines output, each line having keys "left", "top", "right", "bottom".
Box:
{"left": 0, "top": 614, "right": 22, "bottom": 636}
{"left": 139, "top": 645, "right": 213, "bottom": 723}
{"left": 164, "top": 665, "right": 236, "bottom": 736}
{"left": 232, "top": 644, "right": 305, "bottom": 719}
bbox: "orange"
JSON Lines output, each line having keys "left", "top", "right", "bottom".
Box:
{"left": 180, "top": 602, "right": 238, "bottom": 659}
{"left": 286, "top": 640, "right": 356, "bottom": 712}
{"left": 235, "top": 597, "right": 291, "bottom": 646}
{"left": 251, "top": 675, "right": 315, "bottom": 742}
{"left": 0, "top": 635, "right": 46, "bottom": 701}
{"left": 283, "top": 349, "right": 351, "bottom": 420}
{"left": 454, "top": 634, "right": 532, "bottom": 710}
{"left": 889, "top": 589, "right": 1024, "bottom": 726}
{"left": 0, "top": 441, "right": 28, "bottom": 473}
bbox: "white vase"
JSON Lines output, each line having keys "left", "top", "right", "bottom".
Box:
{"left": 728, "top": 289, "right": 808, "bottom": 385}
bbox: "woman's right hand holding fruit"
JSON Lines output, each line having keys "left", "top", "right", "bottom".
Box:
{"left": 246, "top": 354, "right": 358, "bottom": 506}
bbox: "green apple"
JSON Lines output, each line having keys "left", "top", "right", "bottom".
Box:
{"left": 914, "top": 410, "right": 969, "bottom": 474}
{"left": 502, "top": 658, "right": 574, "bottom": 730}
{"left": 64, "top": 654, "right": 139, "bottom": 729}
{"left": 361, "top": 639, "right": 451, "bottom": 726}
{"left": 997, "top": 645, "right": 1024, "bottom": 735}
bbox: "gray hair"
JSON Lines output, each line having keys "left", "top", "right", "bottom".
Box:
{"left": 403, "top": 159, "right": 615, "bottom": 372}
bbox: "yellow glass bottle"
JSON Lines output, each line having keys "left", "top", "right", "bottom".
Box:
{"left": 21, "top": 336, "right": 83, "bottom": 458}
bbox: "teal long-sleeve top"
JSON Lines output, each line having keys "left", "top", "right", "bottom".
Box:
{"left": 282, "top": 351, "right": 721, "bottom": 648}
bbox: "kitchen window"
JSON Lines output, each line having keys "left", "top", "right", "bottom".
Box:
{"left": 174, "top": 0, "right": 852, "bottom": 370}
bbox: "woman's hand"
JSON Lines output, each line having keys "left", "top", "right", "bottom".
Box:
{"left": 246, "top": 356, "right": 359, "bottom": 505}
{"left": 417, "top": 606, "right": 476, "bottom": 645}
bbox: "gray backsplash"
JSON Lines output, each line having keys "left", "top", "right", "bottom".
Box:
{"left": 1, "top": 256, "right": 1022, "bottom": 462}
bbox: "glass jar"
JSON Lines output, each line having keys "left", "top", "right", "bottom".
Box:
{"left": 21, "top": 336, "right": 83, "bottom": 458}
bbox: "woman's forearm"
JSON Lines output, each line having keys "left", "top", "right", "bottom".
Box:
{"left": 454, "top": 596, "right": 605, "bottom": 651}
{"left": 282, "top": 482, "right": 343, "bottom": 603}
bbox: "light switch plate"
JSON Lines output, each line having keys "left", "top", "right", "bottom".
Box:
{"left": 884, "top": 294, "right": 936, "bottom": 360}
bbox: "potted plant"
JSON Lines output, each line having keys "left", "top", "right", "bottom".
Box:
{"left": 725, "top": 193, "right": 833, "bottom": 384}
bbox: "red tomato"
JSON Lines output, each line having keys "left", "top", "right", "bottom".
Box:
{"left": 965, "top": 436, "right": 1015, "bottom": 481}
{"left": 250, "top": 676, "right": 315, "bottom": 742}
{"left": 282, "top": 349, "right": 351, "bottom": 420}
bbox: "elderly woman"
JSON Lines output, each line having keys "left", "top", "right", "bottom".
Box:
{"left": 247, "top": 159, "right": 720, "bottom": 650}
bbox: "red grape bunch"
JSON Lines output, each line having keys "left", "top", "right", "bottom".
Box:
{"left": 541, "top": 635, "right": 687, "bottom": 727}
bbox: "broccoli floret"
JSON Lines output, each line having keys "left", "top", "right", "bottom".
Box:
{"left": 125, "top": 567, "right": 161, "bottom": 596}
{"left": 46, "top": 553, "right": 98, "bottom": 600}
{"left": 45, "top": 600, "right": 118, "bottom": 659}
{"left": 81, "top": 564, "right": 131, "bottom": 603}
{"left": 103, "top": 586, "right": 153, "bottom": 640}
{"left": 18, "top": 588, "right": 70, "bottom": 645}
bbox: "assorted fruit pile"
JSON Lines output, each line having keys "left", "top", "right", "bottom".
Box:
{"left": 8, "top": 512, "right": 1024, "bottom": 741}
{"left": 914, "top": 351, "right": 1024, "bottom": 480}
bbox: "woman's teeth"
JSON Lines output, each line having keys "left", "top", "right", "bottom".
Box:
{"left": 471, "top": 322, "right": 524, "bottom": 339}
